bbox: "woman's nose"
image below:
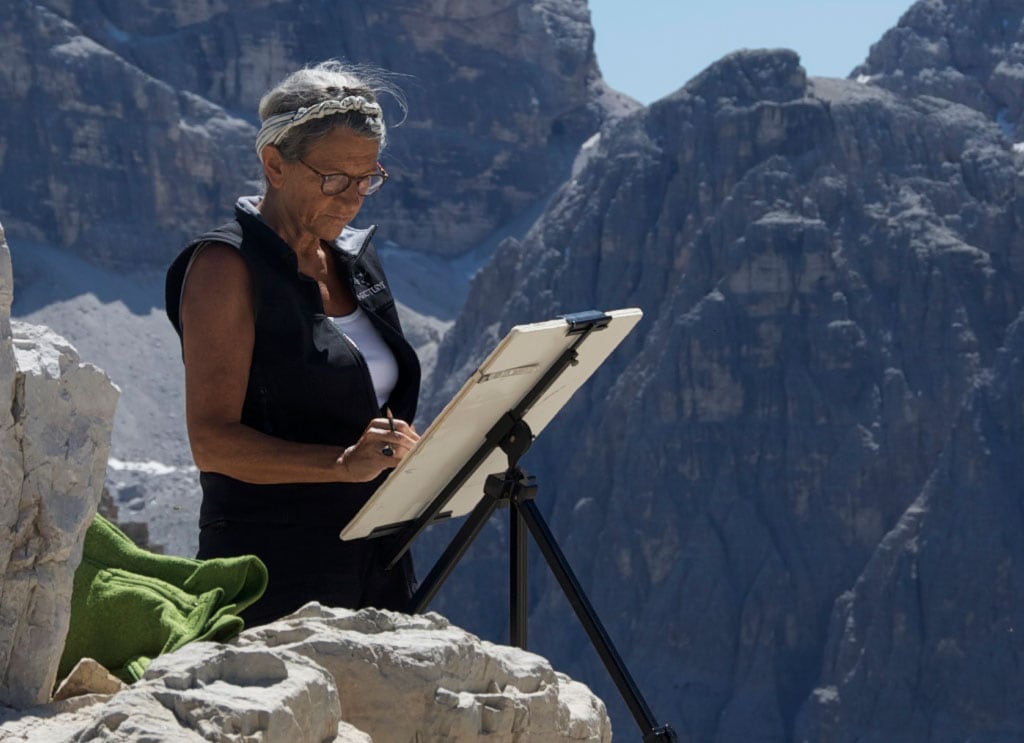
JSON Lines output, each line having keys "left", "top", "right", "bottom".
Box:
{"left": 334, "top": 188, "right": 365, "bottom": 207}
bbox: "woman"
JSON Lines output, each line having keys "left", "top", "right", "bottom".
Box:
{"left": 165, "top": 61, "right": 421, "bottom": 626}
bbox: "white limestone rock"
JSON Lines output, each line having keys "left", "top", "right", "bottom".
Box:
{"left": 0, "top": 606, "right": 611, "bottom": 742}
{"left": 238, "top": 605, "right": 612, "bottom": 742}
{"left": 0, "top": 643, "right": 369, "bottom": 743}
{"left": 0, "top": 226, "right": 23, "bottom": 686}
{"left": 0, "top": 222, "right": 121, "bottom": 708}
{"left": 52, "top": 658, "right": 126, "bottom": 702}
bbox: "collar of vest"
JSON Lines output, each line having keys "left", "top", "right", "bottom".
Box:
{"left": 233, "top": 195, "right": 377, "bottom": 268}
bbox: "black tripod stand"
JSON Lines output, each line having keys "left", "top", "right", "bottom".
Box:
{"left": 386, "top": 312, "right": 677, "bottom": 742}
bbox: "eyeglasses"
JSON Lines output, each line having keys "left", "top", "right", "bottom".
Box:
{"left": 297, "top": 159, "right": 389, "bottom": 196}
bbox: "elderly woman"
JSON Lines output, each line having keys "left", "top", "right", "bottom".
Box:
{"left": 165, "top": 61, "right": 420, "bottom": 627}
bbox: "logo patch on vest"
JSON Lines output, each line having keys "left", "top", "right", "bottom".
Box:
{"left": 352, "top": 268, "right": 388, "bottom": 301}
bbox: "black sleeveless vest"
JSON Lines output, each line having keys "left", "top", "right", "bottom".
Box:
{"left": 165, "top": 204, "right": 421, "bottom": 530}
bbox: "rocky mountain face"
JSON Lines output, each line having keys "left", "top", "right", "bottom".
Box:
{"left": 0, "top": 0, "right": 256, "bottom": 268}
{"left": 795, "top": 316, "right": 1024, "bottom": 740}
{"left": 422, "top": 7, "right": 1024, "bottom": 738}
{"left": 1, "top": 0, "right": 634, "bottom": 267}
{"left": 854, "top": 0, "right": 1024, "bottom": 134}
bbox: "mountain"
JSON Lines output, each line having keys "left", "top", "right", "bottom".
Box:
{"left": 854, "top": 0, "right": 1024, "bottom": 136}
{"left": 0, "top": 0, "right": 634, "bottom": 266}
{"left": 795, "top": 312, "right": 1024, "bottom": 741}
{"left": 421, "top": 8, "right": 1024, "bottom": 738}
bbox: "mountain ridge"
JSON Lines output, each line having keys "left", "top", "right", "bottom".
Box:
{"left": 2, "top": 0, "right": 634, "bottom": 265}
{"left": 422, "top": 31, "right": 1024, "bottom": 738}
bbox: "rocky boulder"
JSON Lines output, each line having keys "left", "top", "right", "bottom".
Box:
{"left": 0, "top": 606, "right": 611, "bottom": 742}
{"left": 0, "top": 221, "right": 120, "bottom": 708}
{"left": 239, "top": 605, "right": 610, "bottom": 742}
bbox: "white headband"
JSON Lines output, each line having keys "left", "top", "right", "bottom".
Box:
{"left": 255, "top": 95, "right": 386, "bottom": 155}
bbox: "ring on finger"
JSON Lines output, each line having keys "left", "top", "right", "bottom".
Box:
{"left": 381, "top": 444, "right": 395, "bottom": 457}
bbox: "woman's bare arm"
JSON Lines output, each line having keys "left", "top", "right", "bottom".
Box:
{"left": 180, "top": 243, "right": 416, "bottom": 484}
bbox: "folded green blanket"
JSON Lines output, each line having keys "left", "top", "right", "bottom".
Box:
{"left": 59, "top": 515, "right": 268, "bottom": 683}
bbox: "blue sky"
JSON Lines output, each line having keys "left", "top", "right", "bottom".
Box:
{"left": 588, "top": 0, "right": 912, "bottom": 104}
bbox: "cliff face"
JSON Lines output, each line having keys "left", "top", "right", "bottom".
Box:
{"left": 1, "top": 0, "right": 634, "bottom": 265}
{"left": 854, "top": 0, "right": 1024, "bottom": 132}
{"left": 795, "top": 314, "right": 1024, "bottom": 740}
{"left": 0, "top": 0, "right": 256, "bottom": 266}
{"left": 0, "top": 223, "right": 120, "bottom": 708}
{"left": 424, "top": 36, "right": 1024, "bottom": 742}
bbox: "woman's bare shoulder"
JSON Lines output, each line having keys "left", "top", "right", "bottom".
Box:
{"left": 189, "top": 240, "right": 249, "bottom": 274}
{"left": 181, "top": 241, "right": 254, "bottom": 323}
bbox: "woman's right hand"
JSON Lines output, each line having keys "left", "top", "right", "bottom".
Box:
{"left": 337, "top": 416, "right": 420, "bottom": 482}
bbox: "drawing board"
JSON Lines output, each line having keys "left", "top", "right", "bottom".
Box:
{"left": 340, "top": 308, "right": 642, "bottom": 540}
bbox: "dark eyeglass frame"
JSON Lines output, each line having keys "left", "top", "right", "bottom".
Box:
{"left": 297, "top": 159, "right": 389, "bottom": 196}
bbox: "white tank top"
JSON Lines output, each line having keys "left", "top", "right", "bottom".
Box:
{"left": 331, "top": 306, "right": 399, "bottom": 409}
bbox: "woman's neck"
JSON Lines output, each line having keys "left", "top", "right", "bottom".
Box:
{"left": 257, "top": 191, "right": 321, "bottom": 259}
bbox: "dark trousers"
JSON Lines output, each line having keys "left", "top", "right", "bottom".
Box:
{"left": 198, "top": 518, "right": 416, "bottom": 627}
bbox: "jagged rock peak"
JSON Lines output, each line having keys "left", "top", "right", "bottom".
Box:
{"left": 854, "top": 0, "right": 1024, "bottom": 132}
{"left": 678, "top": 48, "right": 807, "bottom": 106}
{"left": 424, "top": 21, "right": 1024, "bottom": 737}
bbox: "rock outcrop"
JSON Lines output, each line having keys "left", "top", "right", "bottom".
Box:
{"left": 240, "top": 606, "right": 610, "bottom": 742}
{"left": 1, "top": 0, "right": 635, "bottom": 265}
{"left": 794, "top": 310, "right": 1024, "bottom": 741}
{"left": 854, "top": 0, "right": 1024, "bottom": 133}
{"left": 0, "top": 222, "right": 120, "bottom": 708}
{"left": 0, "top": 606, "right": 611, "bottom": 742}
{"left": 423, "top": 41, "right": 1024, "bottom": 740}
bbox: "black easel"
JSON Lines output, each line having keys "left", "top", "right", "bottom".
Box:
{"left": 386, "top": 311, "right": 677, "bottom": 742}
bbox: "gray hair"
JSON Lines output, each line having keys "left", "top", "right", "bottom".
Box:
{"left": 257, "top": 60, "right": 406, "bottom": 160}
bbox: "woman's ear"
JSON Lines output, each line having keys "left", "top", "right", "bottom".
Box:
{"left": 260, "top": 145, "right": 287, "bottom": 189}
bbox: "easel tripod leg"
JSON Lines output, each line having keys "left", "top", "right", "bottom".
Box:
{"left": 511, "top": 505, "right": 529, "bottom": 648}
{"left": 407, "top": 494, "right": 501, "bottom": 613}
{"left": 517, "top": 499, "right": 677, "bottom": 741}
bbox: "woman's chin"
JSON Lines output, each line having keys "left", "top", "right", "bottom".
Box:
{"left": 317, "top": 216, "right": 354, "bottom": 239}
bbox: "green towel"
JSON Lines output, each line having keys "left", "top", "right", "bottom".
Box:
{"left": 58, "top": 515, "right": 268, "bottom": 683}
